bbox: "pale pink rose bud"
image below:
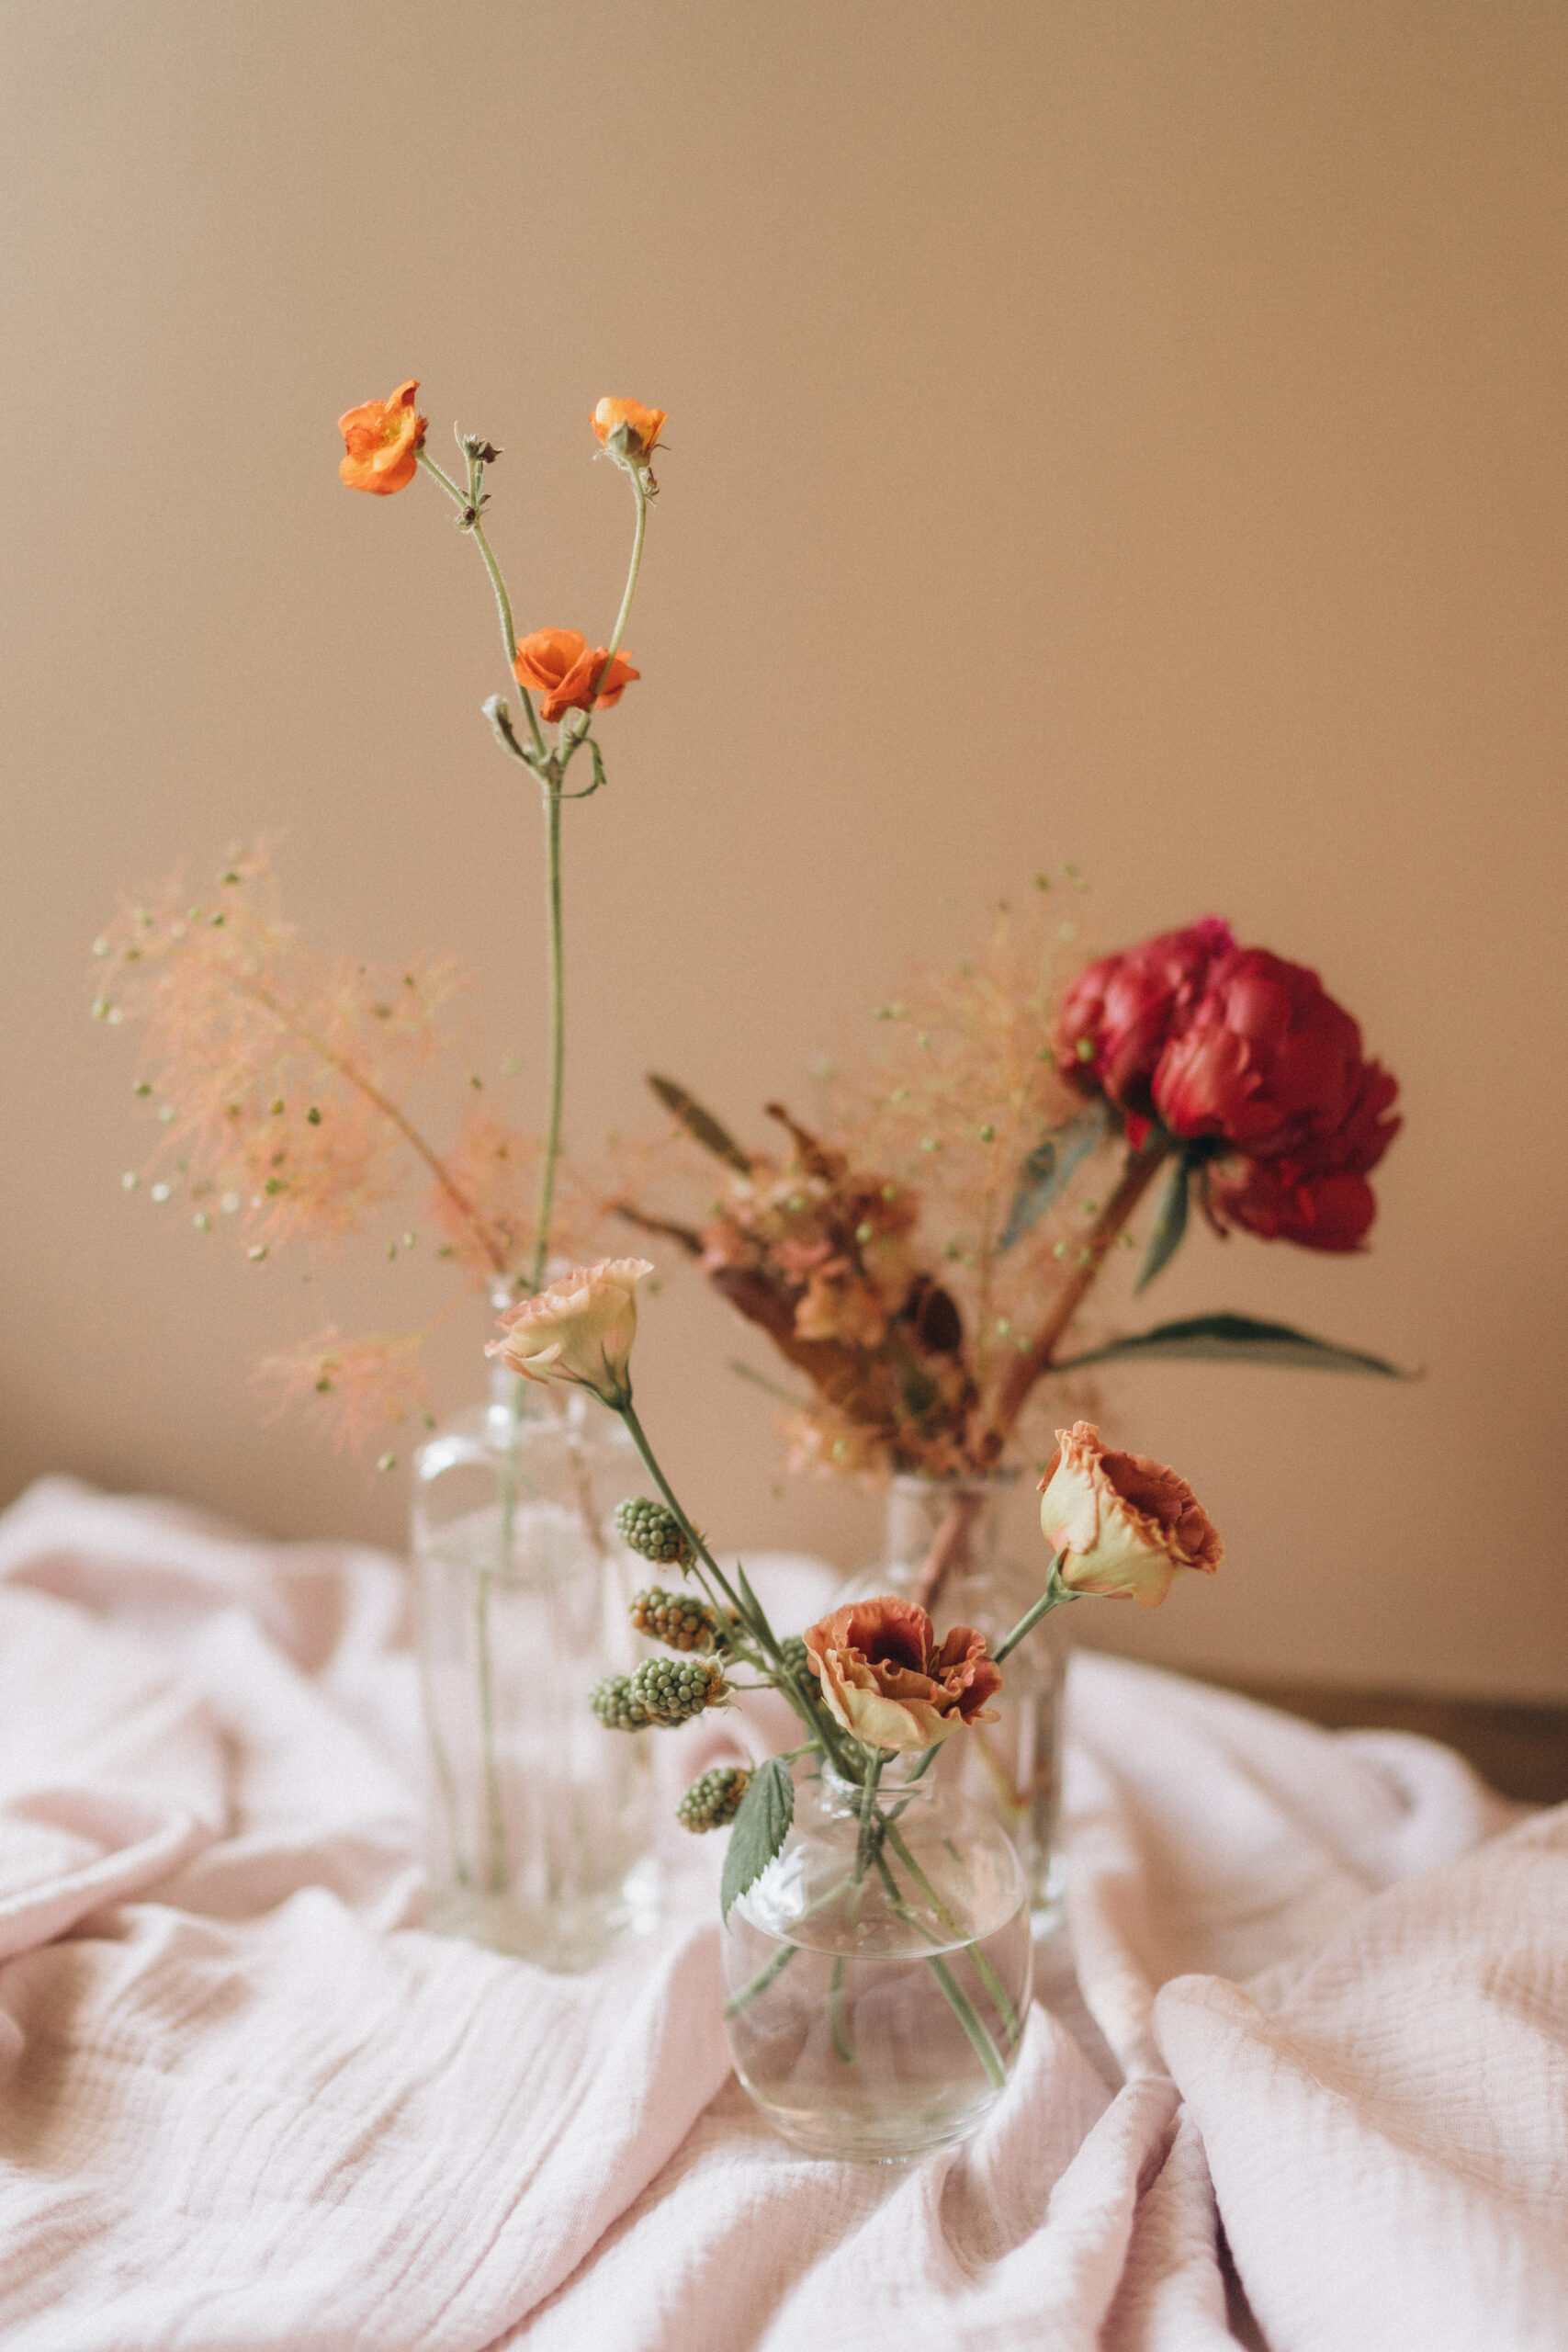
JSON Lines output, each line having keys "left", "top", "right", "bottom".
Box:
{"left": 486, "top": 1257, "right": 654, "bottom": 1408}
{"left": 1038, "top": 1420, "right": 1222, "bottom": 1610}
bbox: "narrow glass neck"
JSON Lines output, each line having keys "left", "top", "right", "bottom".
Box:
{"left": 882, "top": 1476, "right": 1016, "bottom": 1610}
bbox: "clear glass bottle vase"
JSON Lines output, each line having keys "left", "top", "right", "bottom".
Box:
{"left": 843, "top": 1474, "right": 1066, "bottom": 1931}
{"left": 411, "top": 1351, "right": 660, "bottom": 1972}
{"left": 722, "top": 1763, "right": 1032, "bottom": 2162}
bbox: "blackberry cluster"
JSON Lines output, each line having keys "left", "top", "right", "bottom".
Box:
{"left": 614, "top": 1496, "right": 691, "bottom": 1567}
{"left": 589, "top": 1654, "right": 728, "bottom": 1731}
{"left": 630, "top": 1587, "right": 723, "bottom": 1653}
{"left": 676, "top": 1765, "right": 751, "bottom": 1834}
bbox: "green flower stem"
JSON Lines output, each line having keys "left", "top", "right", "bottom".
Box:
{"left": 826, "top": 1955, "right": 853, "bottom": 2064}
{"left": 723, "top": 1938, "right": 799, "bottom": 2015}
{"left": 529, "top": 779, "right": 566, "bottom": 1292}
{"left": 474, "top": 1550, "right": 510, "bottom": 1894}
{"left": 558, "top": 464, "right": 649, "bottom": 777}
{"left": 924, "top": 1951, "right": 1008, "bottom": 2089}
{"left": 870, "top": 1848, "right": 1007, "bottom": 2090}
{"left": 615, "top": 1395, "right": 858, "bottom": 1776}
{"left": 829, "top": 1752, "right": 888, "bottom": 2065}
{"left": 992, "top": 1557, "right": 1072, "bottom": 1665}
{"left": 880, "top": 1815, "right": 1020, "bottom": 2046}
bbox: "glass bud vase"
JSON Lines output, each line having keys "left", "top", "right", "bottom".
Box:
{"left": 411, "top": 1358, "right": 660, "bottom": 1973}
{"left": 843, "top": 1475, "right": 1066, "bottom": 1931}
{"left": 722, "top": 1765, "right": 1032, "bottom": 2162}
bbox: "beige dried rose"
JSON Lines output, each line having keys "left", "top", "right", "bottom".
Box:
{"left": 803, "top": 1597, "right": 1001, "bottom": 1753}
{"left": 1038, "top": 1420, "right": 1223, "bottom": 1609}
{"left": 487, "top": 1257, "right": 654, "bottom": 1408}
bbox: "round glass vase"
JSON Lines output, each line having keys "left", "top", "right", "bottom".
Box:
{"left": 842, "top": 1474, "right": 1066, "bottom": 1932}
{"left": 722, "top": 1764, "right": 1032, "bottom": 2163}
{"left": 411, "top": 1363, "right": 660, "bottom": 1973}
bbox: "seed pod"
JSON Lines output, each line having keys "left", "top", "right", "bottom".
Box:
{"left": 615, "top": 1496, "right": 691, "bottom": 1567}
{"left": 676, "top": 1765, "right": 752, "bottom": 1833}
{"left": 630, "top": 1587, "right": 723, "bottom": 1653}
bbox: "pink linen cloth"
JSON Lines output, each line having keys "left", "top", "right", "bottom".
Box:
{"left": 0, "top": 1475, "right": 1560, "bottom": 2351}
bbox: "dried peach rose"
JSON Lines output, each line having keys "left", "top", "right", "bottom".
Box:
{"left": 804, "top": 1597, "right": 1000, "bottom": 1752}
{"left": 513, "top": 628, "right": 639, "bottom": 724}
{"left": 487, "top": 1257, "right": 653, "bottom": 1408}
{"left": 337, "top": 379, "right": 427, "bottom": 495}
{"left": 1039, "top": 1420, "right": 1222, "bottom": 1609}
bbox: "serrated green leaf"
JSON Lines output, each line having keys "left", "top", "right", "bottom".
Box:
{"left": 647, "top": 1074, "right": 752, "bottom": 1176}
{"left": 998, "top": 1104, "right": 1108, "bottom": 1251}
{"left": 1054, "top": 1312, "right": 1416, "bottom": 1379}
{"left": 721, "top": 1755, "right": 795, "bottom": 1920}
{"left": 1137, "top": 1155, "right": 1191, "bottom": 1292}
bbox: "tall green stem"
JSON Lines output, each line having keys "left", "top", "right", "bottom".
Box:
{"left": 558, "top": 466, "right": 649, "bottom": 773}
{"left": 530, "top": 782, "right": 566, "bottom": 1290}
{"left": 992, "top": 1559, "right": 1071, "bottom": 1664}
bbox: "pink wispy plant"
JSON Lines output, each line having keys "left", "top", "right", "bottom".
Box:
{"left": 91, "top": 845, "right": 596, "bottom": 1452}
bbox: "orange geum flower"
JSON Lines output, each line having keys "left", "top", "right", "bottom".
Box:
{"left": 591, "top": 397, "right": 667, "bottom": 460}
{"left": 337, "top": 379, "right": 428, "bottom": 495}
{"left": 513, "top": 628, "right": 639, "bottom": 724}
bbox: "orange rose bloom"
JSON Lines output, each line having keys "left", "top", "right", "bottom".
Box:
{"left": 513, "top": 628, "right": 639, "bottom": 724}
{"left": 591, "top": 397, "right": 667, "bottom": 459}
{"left": 804, "top": 1597, "right": 1001, "bottom": 1753}
{"left": 337, "top": 379, "right": 427, "bottom": 495}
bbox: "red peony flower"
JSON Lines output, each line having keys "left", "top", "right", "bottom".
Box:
{"left": 1055, "top": 919, "right": 1235, "bottom": 1124}
{"left": 803, "top": 1597, "right": 1001, "bottom": 1752}
{"left": 1151, "top": 947, "right": 1375, "bottom": 1160}
{"left": 1204, "top": 1059, "right": 1401, "bottom": 1251}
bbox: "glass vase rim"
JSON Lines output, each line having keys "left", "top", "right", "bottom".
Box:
{"left": 813, "top": 1757, "right": 942, "bottom": 1804}
{"left": 888, "top": 1467, "right": 1021, "bottom": 1496}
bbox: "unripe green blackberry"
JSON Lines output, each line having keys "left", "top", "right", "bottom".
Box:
{"left": 631, "top": 1586, "right": 723, "bottom": 1652}
{"left": 777, "top": 1634, "right": 810, "bottom": 1681}
{"left": 590, "top": 1671, "right": 649, "bottom": 1730}
{"left": 592, "top": 1655, "right": 728, "bottom": 1731}
{"left": 615, "top": 1496, "right": 691, "bottom": 1567}
{"left": 628, "top": 1654, "right": 728, "bottom": 1725}
{"left": 677, "top": 1765, "right": 751, "bottom": 1833}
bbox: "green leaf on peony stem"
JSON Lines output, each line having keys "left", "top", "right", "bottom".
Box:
{"left": 1053, "top": 1312, "right": 1416, "bottom": 1379}
{"left": 1137, "top": 1154, "right": 1192, "bottom": 1291}
{"left": 998, "top": 1104, "right": 1109, "bottom": 1251}
{"left": 721, "top": 1754, "right": 795, "bottom": 1921}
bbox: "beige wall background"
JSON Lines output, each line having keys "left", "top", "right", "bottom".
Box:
{"left": 5, "top": 0, "right": 1565, "bottom": 1696}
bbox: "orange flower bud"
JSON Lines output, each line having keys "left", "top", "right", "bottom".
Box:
{"left": 337, "top": 379, "right": 428, "bottom": 496}
{"left": 591, "top": 397, "right": 667, "bottom": 461}
{"left": 513, "top": 628, "right": 639, "bottom": 724}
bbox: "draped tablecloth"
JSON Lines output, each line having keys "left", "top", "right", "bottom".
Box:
{"left": 0, "top": 1475, "right": 1562, "bottom": 2352}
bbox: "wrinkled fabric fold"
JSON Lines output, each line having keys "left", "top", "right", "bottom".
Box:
{"left": 0, "top": 1475, "right": 1556, "bottom": 2351}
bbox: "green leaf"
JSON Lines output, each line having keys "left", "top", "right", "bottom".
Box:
{"left": 1137, "top": 1155, "right": 1191, "bottom": 1292}
{"left": 1054, "top": 1312, "right": 1416, "bottom": 1380}
{"left": 998, "top": 1105, "right": 1108, "bottom": 1251}
{"left": 647, "top": 1074, "right": 752, "bottom": 1176}
{"left": 721, "top": 1755, "right": 795, "bottom": 1920}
